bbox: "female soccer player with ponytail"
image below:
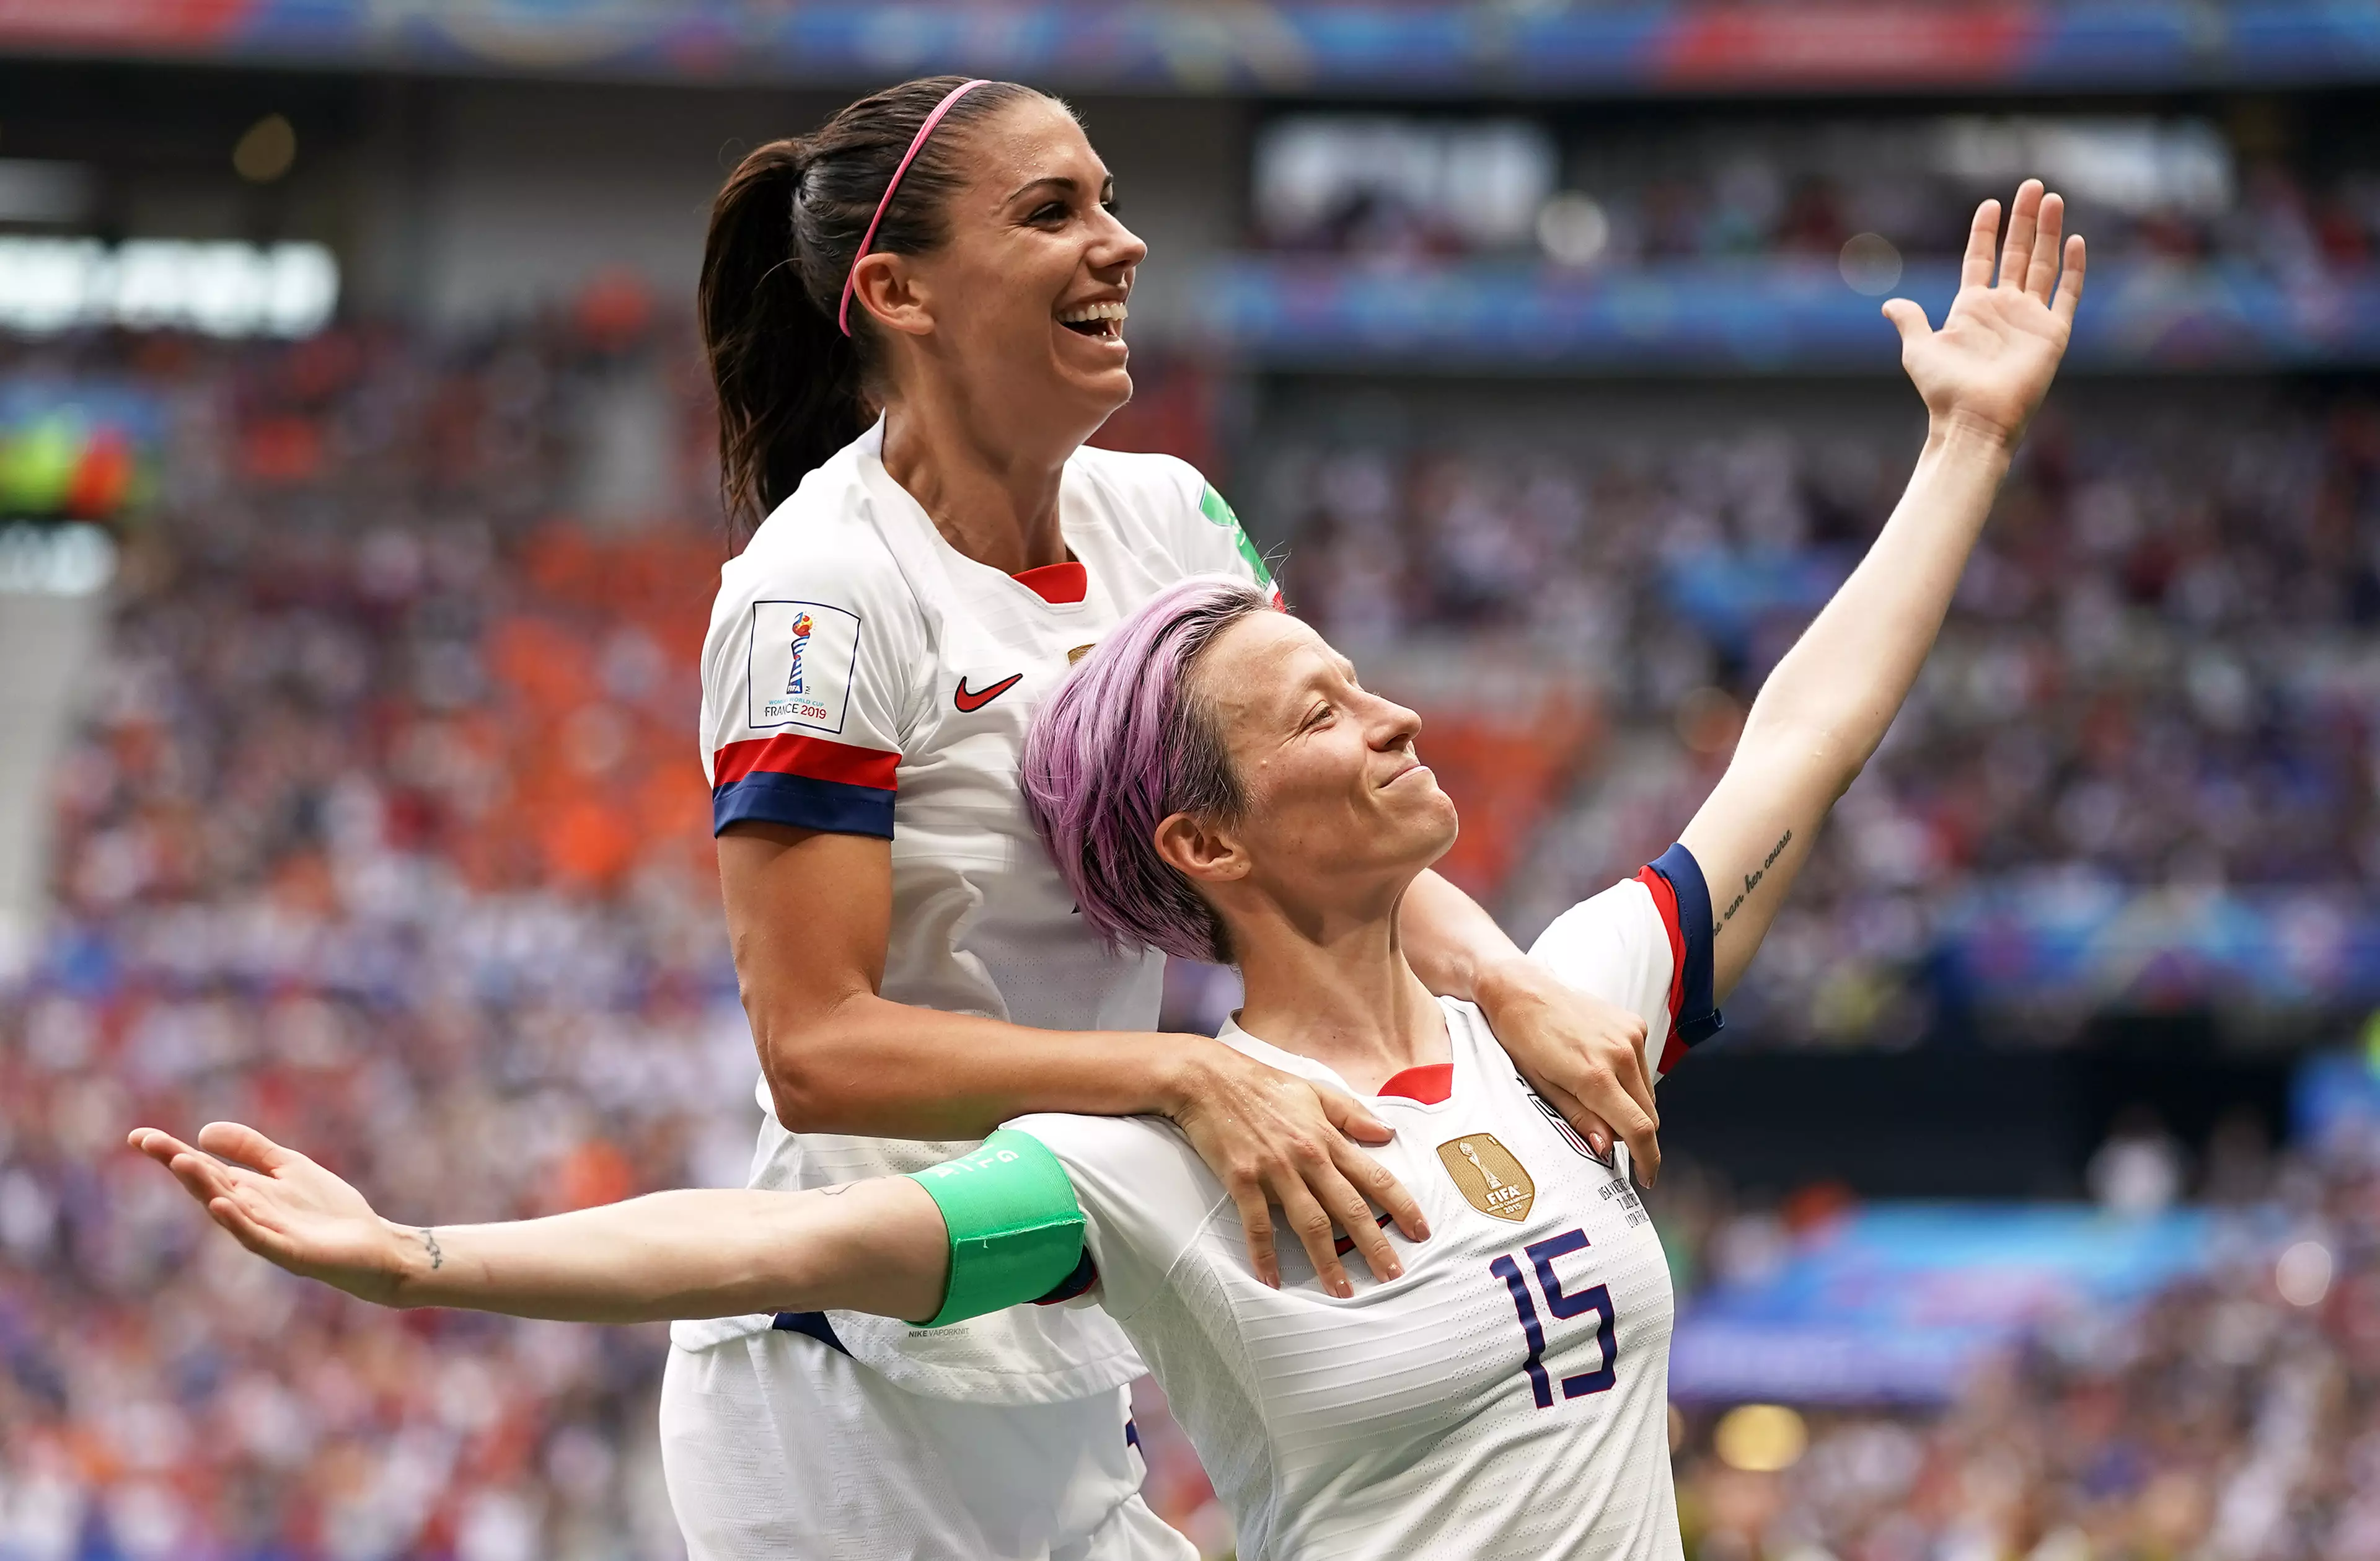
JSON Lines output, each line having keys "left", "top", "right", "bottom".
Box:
{"left": 669, "top": 76, "right": 1661, "bottom": 1559}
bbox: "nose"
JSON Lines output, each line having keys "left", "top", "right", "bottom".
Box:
{"left": 1091, "top": 208, "right": 1148, "bottom": 276}
{"left": 1370, "top": 692, "right": 1422, "bottom": 752}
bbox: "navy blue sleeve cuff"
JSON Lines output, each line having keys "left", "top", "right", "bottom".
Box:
{"left": 1646, "top": 841, "right": 1724, "bottom": 1046}
{"left": 712, "top": 773, "right": 896, "bottom": 839}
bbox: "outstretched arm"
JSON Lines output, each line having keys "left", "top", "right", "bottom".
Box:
{"left": 1679, "top": 180, "right": 2086, "bottom": 1001}
{"left": 130, "top": 1123, "right": 950, "bottom": 1324}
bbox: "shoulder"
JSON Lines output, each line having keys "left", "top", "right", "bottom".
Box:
{"left": 1006, "top": 1111, "right": 1220, "bottom": 1316}
{"left": 1530, "top": 875, "right": 1664, "bottom": 955}
{"left": 1005, "top": 1111, "right": 1218, "bottom": 1229}
{"left": 1065, "top": 446, "right": 1219, "bottom": 547}
{"left": 1065, "top": 444, "right": 1208, "bottom": 516}
{"left": 1007, "top": 1110, "right": 1194, "bottom": 1180}
{"left": 720, "top": 465, "right": 915, "bottom": 622}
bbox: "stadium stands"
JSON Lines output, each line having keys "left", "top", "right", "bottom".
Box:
{"left": 5, "top": 311, "right": 2379, "bottom": 1555}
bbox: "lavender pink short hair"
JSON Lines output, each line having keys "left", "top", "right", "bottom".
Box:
{"left": 1021, "top": 576, "right": 1273, "bottom": 965}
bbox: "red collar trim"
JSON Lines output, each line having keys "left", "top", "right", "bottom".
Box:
{"left": 1376, "top": 1063, "right": 1453, "bottom": 1105}
{"left": 1013, "top": 560, "right": 1087, "bottom": 605}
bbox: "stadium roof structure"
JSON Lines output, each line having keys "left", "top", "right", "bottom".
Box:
{"left": 7, "top": 1, "right": 2380, "bottom": 95}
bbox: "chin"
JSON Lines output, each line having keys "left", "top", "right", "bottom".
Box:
{"left": 1388, "top": 798, "right": 1461, "bottom": 874}
{"left": 1077, "top": 365, "right": 1135, "bottom": 418}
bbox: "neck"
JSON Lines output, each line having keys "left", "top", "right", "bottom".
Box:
{"left": 1230, "top": 887, "right": 1447, "bottom": 1095}
{"left": 878, "top": 385, "right": 1073, "bottom": 575}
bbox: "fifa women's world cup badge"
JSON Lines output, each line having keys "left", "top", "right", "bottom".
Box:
{"left": 749, "top": 599, "right": 862, "bottom": 734}
{"left": 1437, "top": 1135, "right": 1536, "bottom": 1223}
{"left": 786, "top": 612, "right": 814, "bottom": 696}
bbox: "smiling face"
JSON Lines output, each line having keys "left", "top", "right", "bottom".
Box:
{"left": 1182, "top": 611, "right": 1460, "bottom": 924}
{"left": 853, "top": 95, "right": 1146, "bottom": 451}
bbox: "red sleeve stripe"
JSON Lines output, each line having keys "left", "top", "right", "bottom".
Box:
{"left": 1633, "top": 864, "right": 1691, "bottom": 1077}
{"left": 713, "top": 733, "right": 898, "bottom": 792}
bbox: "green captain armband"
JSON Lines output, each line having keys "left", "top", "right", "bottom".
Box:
{"left": 904, "top": 1128, "right": 1087, "bottom": 1328}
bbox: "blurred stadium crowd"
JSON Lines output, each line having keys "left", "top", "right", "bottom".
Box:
{"left": 1661, "top": 1118, "right": 2380, "bottom": 1561}
{"left": 0, "top": 316, "right": 746, "bottom": 1560}
{"left": 3, "top": 311, "right": 2379, "bottom": 1557}
{"left": 1266, "top": 386, "right": 2380, "bottom": 1046}
{"left": 1255, "top": 111, "right": 2380, "bottom": 284}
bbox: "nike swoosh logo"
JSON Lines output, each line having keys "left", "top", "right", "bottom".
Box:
{"left": 953, "top": 673, "right": 1025, "bottom": 713}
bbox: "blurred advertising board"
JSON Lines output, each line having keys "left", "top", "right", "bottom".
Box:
{"left": 3, "top": 2, "right": 2378, "bottom": 94}
{"left": 1192, "top": 259, "right": 2380, "bottom": 373}
{"left": 1670, "top": 1205, "right": 2213, "bottom": 1404}
{"left": 0, "top": 381, "right": 162, "bottom": 523}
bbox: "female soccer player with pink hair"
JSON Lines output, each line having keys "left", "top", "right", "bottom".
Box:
{"left": 135, "top": 185, "right": 2082, "bottom": 1560}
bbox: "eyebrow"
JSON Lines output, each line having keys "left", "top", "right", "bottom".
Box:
{"left": 1005, "top": 173, "right": 1114, "bottom": 204}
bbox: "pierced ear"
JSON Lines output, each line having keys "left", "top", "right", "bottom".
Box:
{"left": 849, "top": 253, "right": 933, "bottom": 338}
{"left": 1153, "top": 811, "right": 1248, "bottom": 886}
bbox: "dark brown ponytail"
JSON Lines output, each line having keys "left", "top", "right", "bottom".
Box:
{"left": 700, "top": 76, "right": 1049, "bottom": 541}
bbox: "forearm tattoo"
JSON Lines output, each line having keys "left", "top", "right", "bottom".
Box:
{"left": 418, "top": 1227, "right": 444, "bottom": 1270}
{"left": 1714, "top": 829, "right": 1792, "bottom": 937}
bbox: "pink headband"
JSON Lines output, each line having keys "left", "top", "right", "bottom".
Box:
{"left": 837, "top": 78, "right": 990, "bottom": 337}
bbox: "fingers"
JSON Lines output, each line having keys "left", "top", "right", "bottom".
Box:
{"left": 196, "top": 1120, "right": 299, "bottom": 1175}
{"left": 129, "top": 1126, "right": 197, "bottom": 1167}
{"left": 1995, "top": 179, "right": 2045, "bottom": 290}
{"left": 2053, "top": 234, "right": 2087, "bottom": 324}
{"left": 1538, "top": 1081, "right": 1613, "bottom": 1159}
{"left": 1603, "top": 1093, "right": 1663, "bottom": 1188}
{"left": 1273, "top": 1177, "right": 1353, "bottom": 1299}
{"left": 1614, "top": 1037, "right": 1660, "bottom": 1139}
{"left": 2023, "top": 192, "right": 2066, "bottom": 303}
{"left": 131, "top": 1128, "right": 239, "bottom": 1207}
{"left": 1228, "top": 1181, "right": 1282, "bottom": 1289}
{"left": 1311, "top": 1161, "right": 1404, "bottom": 1287}
{"left": 1960, "top": 199, "right": 2001, "bottom": 291}
{"left": 1880, "top": 298, "right": 1932, "bottom": 346}
{"left": 1331, "top": 1139, "right": 1429, "bottom": 1243}
{"left": 1316, "top": 1089, "right": 1395, "bottom": 1148}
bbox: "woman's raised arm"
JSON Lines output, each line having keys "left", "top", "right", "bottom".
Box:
{"left": 130, "top": 1122, "right": 951, "bottom": 1324}
{"left": 1678, "top": 180, "right": 2085, "bottom": 1002}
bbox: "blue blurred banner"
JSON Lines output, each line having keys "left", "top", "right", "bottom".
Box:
{"left": 1670, "top": 1205, "right": 2214, "bottom": 1404}
{"left": 9, "top": 2, "right": 2380, "bottom": 92}
{"left": 1937, "top": 882, "right": 2380, "bottom": 1014}
{"left": 1191, "top": 260, "right": 2380, "bottom": 371}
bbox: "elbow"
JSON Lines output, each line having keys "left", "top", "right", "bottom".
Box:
{"left": 753, "top": 1008, "right": 865, "bottom": 1133}
{"left": 759, "top": 1040, "right": 837, "bottom": 1133}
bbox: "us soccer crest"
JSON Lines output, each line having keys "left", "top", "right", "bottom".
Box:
{"left": 1436, "top": 1134, "right": 1536, "bottom": 1222}
{"left": 748, "top": 599, "right": 862, "bottom": 735}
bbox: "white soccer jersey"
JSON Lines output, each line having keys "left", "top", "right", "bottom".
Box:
{"left": 679, "top": 417, "right": 1280, "bottom": 1403}
{"left": 1009, "top": 849, "right": 1723, "bottom": 1561}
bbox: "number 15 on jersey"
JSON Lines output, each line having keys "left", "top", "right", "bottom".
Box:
{"left": 1489, "top": 1228, "right": 1618, "bottom": 1410}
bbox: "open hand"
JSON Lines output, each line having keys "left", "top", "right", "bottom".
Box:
{"left": 130, "top": 1123, "right": 414, "bottom": 1305}
{"left": 1885, "top": 179, "right": 2085, "bottom": 448}
{"left": 1167, "top": 1039, "right": 1430, "bottom": 1296}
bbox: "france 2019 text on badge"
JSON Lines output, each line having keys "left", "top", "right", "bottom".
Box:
{"left": 747, "top": 600, "right": 862, "bottom": 735}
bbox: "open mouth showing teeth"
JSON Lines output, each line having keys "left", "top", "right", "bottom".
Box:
{"left": 1058, "top": 300, "right": 1127, "bottom": 339}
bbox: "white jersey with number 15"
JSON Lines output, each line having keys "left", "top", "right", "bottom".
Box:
{"left": 1010, "top": 847, "right": 1725, "bottom": 1560}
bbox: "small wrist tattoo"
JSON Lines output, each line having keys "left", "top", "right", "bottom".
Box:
{"left": 418, "top": 1228, "right": 444, "bottom": 1270}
